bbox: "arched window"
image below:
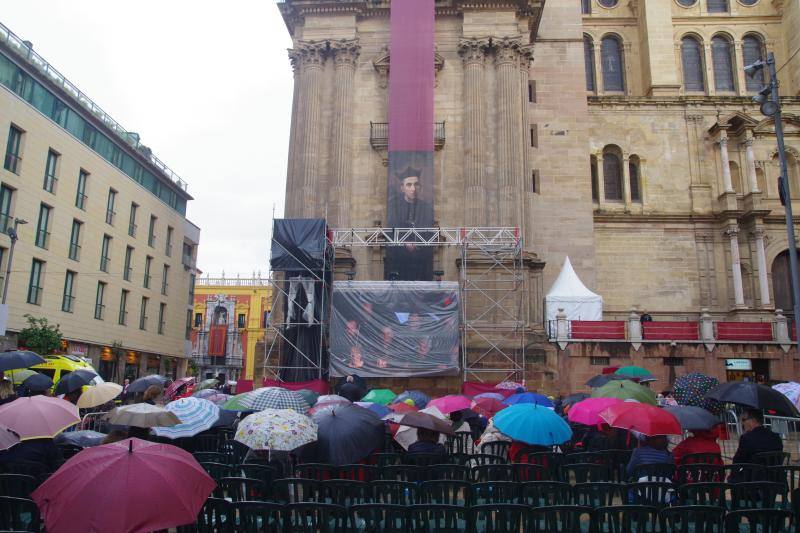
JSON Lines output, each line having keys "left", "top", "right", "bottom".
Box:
{"left": 603, "top": 148, "right": 623, "bottom": 201}
{"left": 730, "top": 161, "right": 742, "bottom": 193}
{"left": 629, "top": 155, "right": 641, "bottom": 202}
{"left": 590, "top": 155, "right": 599, "bottom": 201}
{"left": 788, "top": 152, "right": 800, "bottom": 199}
{"left": 707, "top": 0, "right": 729, "bottom": 12}
{"left": 584, "top": 35, "right": 596, "bottom": 92}
{"left": 601, "top": 35, "right": 625, "bottom": 92}
{"left": 772, "top": 250, "right": 797, "bottom": 316}
{"left": 742, "top": 34, "right": 765, "bottom": 91}
{"left": 712, "top": 35, "right": 735, "bottom": 92}
{"left": 582, "top": 0, "right": 591, "bottom": 15}
{"left": 681, "top": 36, "right": 705, "bottom": 92}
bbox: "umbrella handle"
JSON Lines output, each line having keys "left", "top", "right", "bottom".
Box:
{"left": 129, "top": 439, "right": 133, "bottom": 453}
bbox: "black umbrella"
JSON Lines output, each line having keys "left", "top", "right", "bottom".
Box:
{"left": 663, "top": 406, "right": 722, "bottom": 431}
{"left": 212, "top": 409, "right": 238, "bottom": 428}
{"left": 0, "top": 350, "right": 45, "bottom": 372}
{"left": 55, "top": 430, "right": 106, "bottom": 448}
{"left": 126, "top": 375, "right": 168, "bottom": 394}
{"left": 308, "top": 404, "right": 385, "bottom": 466}
{"left": 21, "top": 372, "right": 53, "bottom": 393}
{"left": 397, "top": 411, "right": 455, "bottom": 435}
{"left": 54, "top": 369, "right": 98, "bottom": 396}
{"left": 705, "top": 381, "right": 800, "bottom": 417}
{"left": 585, "top": 374, "right": 629, "bottom": 388}
{"left": 563, "top": 393, "right": 590, "bottom": 406}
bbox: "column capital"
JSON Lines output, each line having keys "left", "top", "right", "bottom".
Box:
{"left": 742, "top": 137, "right": 754, "bottom": 148}
{"left": 458, "top": 38, "right": 490, "bottom": 66}
{"left": 292, "top": 41, "right": 328, "bottom": 70}
{"left": 717, "top": 136, "right": 729, "bottom": 147}
{"left": 492, "top": 37, "right": 523, "bottom": 66}
{"left": 725, "top": 226, "right": 739, "bottom": 238}
{"left": 752, "top": 228, "right": 766, "bottom": 239}
{"left": 331, "top": 39, "right": 360, "bottom": 68}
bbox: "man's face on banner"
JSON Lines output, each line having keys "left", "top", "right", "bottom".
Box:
{"left": 400, "top": 176, "right": 421, "bottom": 203}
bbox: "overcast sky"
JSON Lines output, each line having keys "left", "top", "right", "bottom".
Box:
{"left": 4, "top": 1, "right": 293, "bottom": 277}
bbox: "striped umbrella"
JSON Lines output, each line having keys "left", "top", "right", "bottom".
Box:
{"left": 222, "top": 387, "right": 309, "bottom": 413}
{"left": 152, "top": 398, "right": 220, "bottom": 439}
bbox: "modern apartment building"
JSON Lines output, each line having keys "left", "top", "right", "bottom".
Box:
{"left": 0, "top": 22, "right": 200, "bottom": 381}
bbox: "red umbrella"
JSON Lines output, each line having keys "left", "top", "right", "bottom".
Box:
{"left": 388, "top": 402, "right": 419, "bottom": 414}
{"left": 164, "top": 377, "right": 195, "bottom": 401}
{"left": 599, "top": 402, "right": 682, "bottom": 436}
{"left": 471, "top": 397, "right": 507, "bottom": 418}
{"left": 32, "top": 438, "right": 215, "bottom": 533}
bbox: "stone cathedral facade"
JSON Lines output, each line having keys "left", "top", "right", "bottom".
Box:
{"left": 277, "top": 0, "right": 800, "bottom": 393}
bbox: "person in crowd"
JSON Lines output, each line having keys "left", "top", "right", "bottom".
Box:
{"left": 672, "top": 428, "right": 722, "bottom": 465}
{"left": 101, "top": 430, "right": 129, "bottom": 445}
{"left": 142, "top": 385, "right": 163, "bottom": 405}
{"left": 626, "top": 435, "right": 673, "bottom": 479}
{"left": 509, "top": 441, "right": 549, "bottom": 462}
{"left": 733, "top": 408, "right": 782, "bottom": 464}
{"left": 64, "top": 389, "right": 82, "bottom": 405}
{"left": 119, "top": 378, "right": 130, "bottom": 403}
{"left": 0, "top": 378, "right": 16, "bottom": 406}
{"left": 408, "top": 428, "right": 447, "bottom": 458}
{"left": 476, "top": 419, "right": 512, "bottom": 448}
{"left": 0, "top": 437, "right": 63, "bottom": 472}
{"left": 339, "top": 375, "right": 365, "bottom": 403}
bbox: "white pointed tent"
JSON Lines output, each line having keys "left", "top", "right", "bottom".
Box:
{"left": 545, "top": 257, "right": 603, "bottom": 321}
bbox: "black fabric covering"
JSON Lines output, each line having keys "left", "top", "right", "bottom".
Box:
{"left": 278, "top": 270, "right": 330, "bottom": 382}
{"left": 270, "top": 219, "right": 327, "bottom": 272}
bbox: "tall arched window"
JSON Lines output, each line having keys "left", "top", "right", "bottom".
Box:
{"left": 601, "top": 35, "right": 625, "bottom": 92}
{"left": 681, "top": 36, "right": 705, "bottom": 92}
{"left": 590, "top": 155, "right": 599, "bottom": 201}
{"left": 584, "top": 35, "right": 596, "bottom": 92}
{"left": 742, "top": 34, "right": 765, "bottom": 91}
{"left": 730, "top": 161, "right": 742, "bottom": 193}
{"left": 603, "top": 148, "right": 623, "bottom": 201}
{"left": 772, "top": 250, "right": 796, "bottom": 316}
{"left": 582, "top": 0, "right": 591, "bottom": 14}
{"left": 712, "top": 35, "right": 735, "bottom": 92}
{"left": 707, "top": 0, "right": 729, "bottom": 12}
{"left": 629, "top": 155, "right": 641, "bottom": 202}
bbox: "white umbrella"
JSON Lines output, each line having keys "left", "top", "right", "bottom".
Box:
{"left": 77, "top": 382, "right": 123, "bottom": 409}
{"left": 105, "top": 404, "right": 180, "bottom": 428}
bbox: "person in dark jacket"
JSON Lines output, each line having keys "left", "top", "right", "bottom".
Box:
{"left": 0, "top": 438, "right": 63, "bottom": 472}
{"left": 408, "top": 428, "right": 446, "bottom": 458}
{"left": 733, "top": 408, "right": 783, "bottom": 464}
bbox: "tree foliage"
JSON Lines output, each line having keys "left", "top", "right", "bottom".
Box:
{"left": 18, "top": 314, "right": 62, "bottom": 355}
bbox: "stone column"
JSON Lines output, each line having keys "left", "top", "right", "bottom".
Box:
{"left": 329, "top": 40, "right": 360, "bottom": 228}
{"left": 519, "top": 44, "right": 534, "bottom": 243}
{"left": 726, "top": 226, "right": 746, "bottom": 308}
{"left": 753, "top": 228, "right": 771, "bottom": 307}
{"left": 733, "top": 41, "right": 747, "bottom": 96}
{"left": 285, "top": 50, "right": 302, "bottom": 217}
{"left": 295, "top": 41, "right": 327, "bottom": 218}
{"left": 459, "top": 39, "right": 489, "bottom": 226}
{"left": 743, "top": 136, "right": 759, "bottom": 193}
{"left": 595, "top": 151, "right": 606, "bottom": 208}
{"left": 718, "top": 137, "right": 734, "bottom": 193}
{"left": 494, "top": 38, "right": 523, "bottom": 226}
{"left": 594, "top": 40, "right": 604, "bottom": 95}
{"left": 622, "top": 153, "right": 632, "bottom": 209}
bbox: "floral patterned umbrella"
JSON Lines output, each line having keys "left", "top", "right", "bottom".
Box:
{"left": 673, "top": 373, "right": 722, "bottom": 415}
{"left": 495, "top": 381, "right": 525, "bottom": 391}
{"left": 773, "top": 382, "right": 800, "bottom": 409}
{"left": 234, "top": 409, "right": 317, "bottom": 451}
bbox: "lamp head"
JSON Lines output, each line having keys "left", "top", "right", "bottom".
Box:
{"left": 744, "top": 60, "right": 766, "bottom": 79}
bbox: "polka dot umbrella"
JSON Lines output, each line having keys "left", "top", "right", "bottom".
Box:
{"left": 673, "top": 372, "right": 722, "bottom": 416}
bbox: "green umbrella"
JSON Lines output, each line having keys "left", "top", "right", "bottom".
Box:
{"left": 615, "top": 365, "right": 654, "bottom": 379}
{"left": 295, "top": 389, "right": 319, "bottom": 407}
{"left": 195, "top": 378, "right": 219, "bottom": 391}
{"left": 221, "top": 392, "right": 250, "bottom": 411}
{"left": 361, "top": 389, "right": 396, "bottom": 406}
{"left": 591, "top": 379, "right": 657, "bottom": 405}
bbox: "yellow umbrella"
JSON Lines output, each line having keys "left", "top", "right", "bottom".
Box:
{"left": 77, "top": 382, "right": 123, "bottom": 409}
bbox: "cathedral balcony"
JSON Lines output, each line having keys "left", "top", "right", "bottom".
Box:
{"left": 369, "top": 122, "right": 446, "bottom": 151}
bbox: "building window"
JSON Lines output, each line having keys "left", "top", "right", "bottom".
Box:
{"left": 663, "top": 357, "right": 684, "bottom": 366}
{"left": 712, "top": 35, "right": 735, "bottom": 92}
{"left": 35, "top": 204, "right": 51, "bottom": 249}
{"left": 69, "top": 219, "right": 82, "bottom": 261}
{"left": 742, "top": 35, "right": 766, "bottom": 92}
{"left": 148, "top": 215, "right": 157, "bottom": 247}
{"left": 119, "top": 289, "right": 129, "bottom": 325}
{"left": 75, "top": 170, "right": 88, "bottom": 210}
{"left": 581, "top": 0, "right": 592, "bottom": 14}
{"left": 194, "top": 312, "right": 203, "bottom": 327}
{"left": 185, "top": 310, "right": 193, "bottom": 340}
{"left": 590, "top": 156, "right": 599, "bottom": 202}
{"left": 189, "top": 273, "right": 196, "bottom": 306}
{"left": 94, "top": 281, "right": 106, "bottom": 320}
{"left": 139, "top": 296, "right": 149, "bottom": 330}
{"left": 43, "top": 149, "right": 59, "bottom": 193}
{"left": 601, "top": 35, "right": 625, "bottom": 92}
{"left": 27, "top": 259, "right": 44, "bottom": 305}
{"left": 105, "top": 189, "right": 116, "bottom": 225}
{"left": 590, "top": 356, "right": 611, "bottom": 366}
{"left": 681, "top": 36, "right": 705, "bottom": 92}
{"left": 161, "top": 264, "right": 169, "bottom": 295}
{"left": 629, "top": 156, "right": 642, "bottom": 203}
{"left": 0, "top": 184, "right": 13, "bottom": 233}
{"left": 165, "top": 226, "right": 174, "bottom": 257}
{"left": 62, "top": 271, "right": 76, "bottom": 313}
{"left": 158, "top": 303, "right": 166, "bottom": 335}
{"left": 531, "top": 170, "right": 540, "bottom": 194}
{"left": 528, "top": 81, "right": 536, "bottom": 103}
{"left": 4, "top": 125, "right": 23, "bottom": 174}
{"left": 123, "top": 246, "right": 134, "bottom": 281}
{"left": 100, "top": 235, "right": 111, "bottom": 273}
{"left": 144, "top": 256, "right": 152, "bottom": 289}
{"left": 263, "top": 310, "right": 271, "bottom": 328}
{"left": 707, "top": 0, "right": 729, "bottom": 12}
{"left": 584, "top": 35, "right": 596, "bottom": 92}
{"left": 238, "top": 314, "right": 247, "bottom": 329}
{"left": 128, "top": 203, "right": 138, "bottom": 237}
{"left": 529, "top": 125, "right": 538, "bottom": 148}
{"left": 603, "top": 149, "right": 623, "bottom": 201}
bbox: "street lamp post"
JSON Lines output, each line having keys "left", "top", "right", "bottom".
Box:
{"left": 745, "top": 52, "right": 800, "bottom": 350}
{"left": 2, "top": 217, "right": 28, "bottom": 305}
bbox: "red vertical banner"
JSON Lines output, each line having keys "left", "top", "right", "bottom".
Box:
{"left": 385, "top": 0, "right": 435, "bottom": 281}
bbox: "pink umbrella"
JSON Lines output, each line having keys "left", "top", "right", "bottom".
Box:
{"left": 427, "top": 395, "right": 472, "bottom": 414}
{"left": 32, "top": 438, "right": 215, "bottom": 533}
{"left": 0, "top": 396, "right": 79, "bottom": 440}
{"left": 0, "top": 423, "right": 20, "bottom": 451}
{"left": 164, "top": 377, "right": 195, "bottom": 401}
{"left": 567, "top": 397, "right": 625, "bottom": 426}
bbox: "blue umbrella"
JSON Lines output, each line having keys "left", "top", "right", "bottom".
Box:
{"left": 393, "top": 390, "right": 430, "bottom": 409}
{"left": 493, "top": 404, "right": 572, "bottom": 446}
{"left": 355, "top": 402, "right": 390, "bottom": 418}
{"left": 504, "top": 392, "right": 554, "bottom": 408}
{"left": 152, "top": 397, "right": 220, "bottom": 439}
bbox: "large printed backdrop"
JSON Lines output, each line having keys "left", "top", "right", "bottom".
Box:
{"left": 329, "top": 281, "right": 460, "bottom": 377}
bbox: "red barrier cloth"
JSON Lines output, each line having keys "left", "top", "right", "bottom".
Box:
{"left": 262, "top": 378, "right": 330, "bottom": 395}
{"left": 571, "top": 321, "right": 626, "bottom": 340}
{"left": 207, "top": 325, "right": 227, "bottom": 356}
{"left": 235, "top": 380, "right": 254, "bottom": 394}
{"left": 461, "top": 382, "right": 515, "bottom": 398}
{"left": 716, "top": 322, "right": 773, "bottom": 342}
{"left": 642, "top": 322, "right": 700, "bottom": 341}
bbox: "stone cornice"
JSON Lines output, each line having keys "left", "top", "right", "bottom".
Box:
{"left": 588, "top": 95, "right": 800, "bottom": 109}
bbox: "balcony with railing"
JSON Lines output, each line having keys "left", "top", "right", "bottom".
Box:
{"left": 369, "top": 122, "right": 446, "bottom": 151}
{"left": 128, "top": 223, "right": 136, "bottom": 237}
{"left": 75, "top": 192, "right": 87, "bottom": 210}
{"left": 43, "top": 174, "right": 57, "bottom": 193}
{"left": 3, "top": 153, "right": 20, "bottom": 174}
{"left": 69, "top": 243, "right": 80, "bottom": 261}
{"left": 105, "top": 210, "right": 115, "bottom": 226}
{"left": 100, "top": 256, "right": 110, "bottom": 273}
{"left": 182, "top": 253, "right": 196, "bottom": 269}
{"left": 35, "top": 229, "right": 50, "bottom": 249}
{"left": 61, "top": 295, "right": 75, "bottom": 313}
{"left": 94, "top": 303, "right": 104, "bottom": 320}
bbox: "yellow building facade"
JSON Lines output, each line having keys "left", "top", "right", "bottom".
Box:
{"left": 191, "top": 277, "right": 271, "bottom": 391}
{"left": 0, "top": 23, "right": 200, "bottom": 382}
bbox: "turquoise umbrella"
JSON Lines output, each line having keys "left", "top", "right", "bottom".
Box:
{"left": 493, "top": 403, "right": 572, "bottom": 446}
